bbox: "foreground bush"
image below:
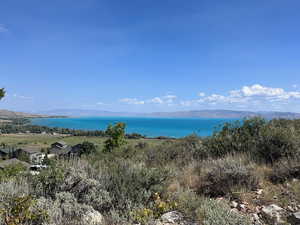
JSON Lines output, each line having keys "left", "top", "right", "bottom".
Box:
{"left": 269, "top": 157, "right": 300, "bottom": 183}
{"left": 198, "top": 199, "right": 252, "bottom": 225}
{"left": 101, "top": 160, "right": 171, "bottom": 214}
{"left": 255, "top": 124, "right": 300, "bottom": 163}
{"left": 196, "top": 156, "right": 259, "bottom": 197}
{"left": 36, "top": 192, "right": 104, "bottom": 225}
{"left": 145, "top": 135, "right": 207, "bottom": 167}
{"left": 0, "top": 195, "right": 47, "bottom": 225}
{"left": 204, "top": 117, "right": 300, "bottom": 163}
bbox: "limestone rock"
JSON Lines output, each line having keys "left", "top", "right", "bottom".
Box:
{"left": 82, "top": 210, "right": 105, "bottom": 225}
{"left": 261, "top": 204, "right": 285, "bottom": 224}
{"left": 230, "top": 201, "right": 238, "bottom": 208}
{"left": 288, "top": 211, "right": 300, "bottom": 225}
{"left": 156, "top": 211, "right": 198, "bottom": 225}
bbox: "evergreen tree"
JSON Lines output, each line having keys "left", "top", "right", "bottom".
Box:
{"left": 104, "top": 122, "right": 127, "bottom": 152}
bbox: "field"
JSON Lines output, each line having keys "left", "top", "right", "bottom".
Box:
{"left": 0, "top": 133, "right": 164, "bottom": 150}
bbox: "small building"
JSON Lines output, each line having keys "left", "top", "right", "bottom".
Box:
{"left": 14, "top": 147, "right": 45, "bottom": 164}
{"left": 0, "top": 148, "right": 14, "bottom": 160}
{"left": 51, "top": 141, "right": 68, "bottom": 149}
{"left": 48, "top": 146, "right": 72, "bottom": 157}
{"left": 0, "top": 158, "right": 31, "bottom": 170}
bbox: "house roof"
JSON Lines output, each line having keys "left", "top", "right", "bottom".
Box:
{"left": 52, "top": 141, "right": 67, "bottom": 146}
{"left": 17, "top": 147, "right": 41, "bottom": 154}
{"left": 0, "top": 148, "right": 13, "bottom": 154}
{"left": 0, "top": 158, "right": 31, "bottom": 169}
{"left": 49, "top": 146, "right": 72, "bottom": 155}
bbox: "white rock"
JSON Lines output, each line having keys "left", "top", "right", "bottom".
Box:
{"left": 82, "top": 210, "right": 104, "bottom": 225}
{"left": 261, "top": 204, "right": 284, "bottom": 224}
{"left": 252, "top": 213, "right": 260, "bottom": 221}
{"left": 288, "top": 211, "right": 300, "bottom": 225}
{"left": 256, "top": 189, "right": 263, "bottom": 195}
{"left": 156, "top": 211, "right": 198, "bottom": 225}
{"left": 239, "top": 204, "right": 246, "bottom": 210}
{"left": 230, "top": 201, "right": 238, "bottom": 208}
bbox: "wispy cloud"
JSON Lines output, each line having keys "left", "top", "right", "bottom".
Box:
{"left": 119, "top": 98, "right": 145, "bottom": 105}
{"left": 120, "top": 95, "right": 178, "bottom": 105}
{"left": 12, "top": 94, "right": 33, "bottom": 100}
{"left": 114, "top": 84, "right": 300, "bottom": 111}
{"left": 189, "top": 84, "right": 300, "bottom": 106}
{"left": 0, "top": 24, "right": 8, "bottom": 33}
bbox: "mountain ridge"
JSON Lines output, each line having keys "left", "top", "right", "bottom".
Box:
{"left": 37, "top": 109, "right": 300, "bottom": 119}
{"left": 0, "top": 109, "right": 62, "bottom": 119}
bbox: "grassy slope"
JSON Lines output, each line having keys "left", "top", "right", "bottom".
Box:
{"left": 0, "top": 134, "right": 164, "bottom": 150}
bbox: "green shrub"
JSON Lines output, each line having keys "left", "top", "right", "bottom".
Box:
{"left": 204, "top": 117, "right": 266, "bottom": 158}
{"left": 269, "top": 158, "right": 300, "bottom": 183}
{"left": 75, "top": 141, "right": 97, "bottom": 156}
{"left": 255, "top": 125, "right": 300, "bottom": 164}
{"left": 204, "top": 117, "right": 300, "bottom": 163}
{"left": 197, "top": 156, "right": 259, "bottom": 197}
{"left": 145, "top": 135, "right": 208, "bottom": 167}
{"left": 36, "top": 192, "right": 101, "bottom": 225}
{"left": 104, "top": 122, "right": 127, "bottom": 153}
{"left": 0, "top": 195, "right": 48, "bottom": 225}
{"left": 171, "top": 189, "right": 203, "bottom": 219}
{"left": 197, "top": 199, "right": 252, "bottom": 225}
{"left": 101, "top": 160, "right": 171, "bottom": 213}
{"left": 0, "top": 164, "right": 27, "bottom": 182}
{"left": 31, "top": 161, "right": 65, "bottom": 198}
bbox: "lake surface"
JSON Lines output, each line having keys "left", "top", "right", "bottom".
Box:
{"left": 31, "top": 117, "right": 238, "bottom": 138}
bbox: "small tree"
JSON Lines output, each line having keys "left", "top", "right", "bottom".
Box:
{"left": 76, "top": 141, "right": 97, "bottom": 156}
{"left": 104, "top": 122, "right": 127, "bottom": 152}
{"left": 0, "top": 88, "right": 5, "bottom": 100}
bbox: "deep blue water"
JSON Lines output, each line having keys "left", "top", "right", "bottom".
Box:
{"left": 31, "top": 117, "right": 238, "bottom": 138}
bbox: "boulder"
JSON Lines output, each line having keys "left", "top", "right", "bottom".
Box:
{"left": 230, "top": 201, "right": 238, "bottom": 208}
{"left": 261, "top": 204, "right": 285, "bottom": 224}
{"left": 156, "top": 211, "right": 198, "bottom": 225}
{"left": 288, "top": 211, "right": 300, "bottom": 225}
{"left": 82, "top": 210, "right": 105, "bottom": 225}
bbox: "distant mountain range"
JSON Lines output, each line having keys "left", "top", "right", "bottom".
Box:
{"left": 0, "top": 109, "right": 60, "bottom": 119}
{"left": 38, "top": 109, "right": 300, "bottom": 119}
{"left": 1, "top": 108, "right": 300, "bottom": 119}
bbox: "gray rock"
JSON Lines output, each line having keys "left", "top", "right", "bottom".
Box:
{"left": 156, "top": 211, "right": 198, "bottom": 225}
{"left": 82, "top": 210, "right": 104, "bottom": 225}
{"left": 261, "top": 204, "right": 285, "bottom": 224}
{"left": 256, "top": 189, "right": 263, "bottom": 195}
{"left": 251, "top": 213, "right": 262, "bottom": 225}
{"left": 288, "top": 211, "right": 300, "bottom": 225}
{"left": 230, "top": 201, "right": 238, "bottom": 208}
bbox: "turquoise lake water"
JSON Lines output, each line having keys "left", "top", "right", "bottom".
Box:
{"left": 31, "top": 117, "right": 238, "bottom": 138}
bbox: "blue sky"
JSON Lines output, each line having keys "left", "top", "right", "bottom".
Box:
{"left": 1, "top": 0, "right": 300, "bottom": 113}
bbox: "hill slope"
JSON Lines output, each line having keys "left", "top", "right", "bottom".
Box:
{"left": 39, "top": 109, "right": 300, "bottom": 119}
{"left": 0, "top": 109, "right": 52, "bottom": 119}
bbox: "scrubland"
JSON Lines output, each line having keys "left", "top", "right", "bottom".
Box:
{"left": 0, "top": 117, "right": 300, "bottom": 225}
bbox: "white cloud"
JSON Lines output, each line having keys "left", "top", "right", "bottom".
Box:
{"left": 96, "top": 102, "right": 104, "bottom": 105}
{"left": 293, "top": 84, "right": 298, "bottom": 88}
{"left": 241, "top": 84, "right": 285, "bottom": 97}
{"left": 148, "top": 95, "right": 177, "bottom": 104}
{"left": 117, "top": 84, "right": 300, "bottom": 111}
{"left": 12, "top": 94, "right": 33, "bottom": 100}
{"left": 119, "top": 98, "right": 145, "bottom": 105}
{"left": 195, "top": 84, "right": 300, "bottom": 107}
{"left": 163, "top": 95, "right": 177, "bottom": 99}
{"left": 149, "top": 97, "right": 163, "bottom": 104}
